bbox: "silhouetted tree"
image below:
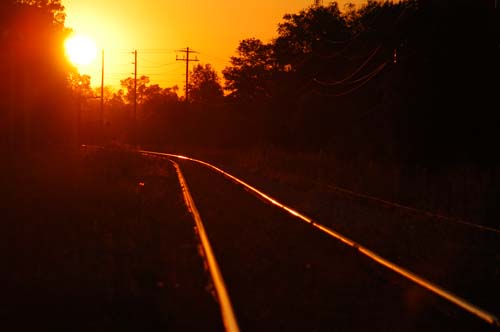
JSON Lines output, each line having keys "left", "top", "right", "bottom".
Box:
{"left": 189, "top": 63, "right": 223, "bottom": 106}
{"left": 16, "top": 0, "right": 66, "bottom": 26}
{"left": 223, "top": 38, "right": 277, "bottom": 103}
{"left": 275, "top": 3, "right": 350, "bottom": 68}
{"left": 68, "top": 73, "right": 94, "bottom": 99}
{"left": 0, "top": 0, "right": 73, "bottom": 151}
{"left": 121, "top": 76, "right": 150, "bottom": 105}
{"left": 120, "top": 75, "right": 179, "bottom": 107}
{"left": 108, "top": 90, "right": 125, "bottom": 108}
{"left": 93, "top": 86, "right": 115, "bottom": 105}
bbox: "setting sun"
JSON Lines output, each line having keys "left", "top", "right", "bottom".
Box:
{"left": 65, "top": 34, "right": 97, "bottom": 66}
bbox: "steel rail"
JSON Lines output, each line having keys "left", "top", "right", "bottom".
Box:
{"left": 318, "top": 180, "right": 500, "bottom": 234}
{"left": 170, "top": 160, "right": 240, "bottom": 332}
{"left": 82, "top": 144, "right": 500, "bottom": 233}
{"left": 141, "top": 149, "right": 500, "bottom": 328}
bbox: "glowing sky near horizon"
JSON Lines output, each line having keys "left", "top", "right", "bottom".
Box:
{"left": 63, "top": 0, "right": 365, "bottom": 94}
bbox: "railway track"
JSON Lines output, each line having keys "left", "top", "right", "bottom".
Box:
{"left": 170, "top": 159, "right": 239, "bottom": 332}
{"left": 139, "top": 149, "right": 499, "bottom": 332}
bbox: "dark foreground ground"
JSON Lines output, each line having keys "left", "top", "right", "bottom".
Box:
{"left": 1, "top": 148, "right": 222, "bottom": 331}
{"left": 1, "top": 147, "right": 498, "bottom": 331}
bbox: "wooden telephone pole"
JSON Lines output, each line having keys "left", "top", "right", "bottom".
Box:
{"left": 176, "top": 47, "right": 199, "bottom": 104}
{"left": 132, "top": 50, "right": 138, "bottom": 143}
{"left": 100, "top": 49, "right": 104, "bottom": 128}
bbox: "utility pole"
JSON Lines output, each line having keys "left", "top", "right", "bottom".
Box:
{"left": 176, "top": 47, "right": 199, "bottom": 104}
{"left": 100, "top": 49, "right": 104, "bottom": 128}
{"left": 133, "top": 50, "right": 138, "bottom": 144}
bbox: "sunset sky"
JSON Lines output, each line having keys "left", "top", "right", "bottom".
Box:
{"left": 63, "top": 0, "right": 364, "bottom": 94}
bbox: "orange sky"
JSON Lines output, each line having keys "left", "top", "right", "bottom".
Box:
{"left": 63, "top": 0, "right": 364, "bottom": 94}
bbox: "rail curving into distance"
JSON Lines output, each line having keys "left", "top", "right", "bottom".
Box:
{"left": 141, "top": 149, "right": 500, "bottom": 329}
{"left": 170, "top": 160, "right": 240, "bottom": 332}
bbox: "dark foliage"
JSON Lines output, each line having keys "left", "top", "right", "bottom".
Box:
{"left": 189, "top": 63, "right": 224, "bottom": 106}
{"left": 2, "top": 0, "right": 499, "bottom": 168}
{"left": 0, "top": 0, "right": 75, "bottom": 152}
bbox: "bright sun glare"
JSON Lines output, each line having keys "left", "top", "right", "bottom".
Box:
{"left": 65, "top": 34, "right": 97, "bottom": 66}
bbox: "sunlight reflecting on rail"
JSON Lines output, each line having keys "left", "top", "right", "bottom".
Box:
{"left": 140, "top": 149, "right": 500, "bottom": 328}
{"left": 170, "top": 160, "right": 240, "bottom": 332}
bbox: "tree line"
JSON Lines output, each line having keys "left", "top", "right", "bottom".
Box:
{"left": 1, "top": 0, "right": 72, "bottom": 150}
{"left": 1, "top": 0, "right": 499, "bottom": 168}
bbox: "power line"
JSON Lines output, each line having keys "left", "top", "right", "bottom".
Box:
{"left": 197, "top": 52, "right": 229, "bottom": 65}
{"left": 314, "top": 45, "right": 382, "bottom": 86}
{"left": 136, "top": 49, "right": 177, "bottom": 54}
{"left": 132, "top": 50, "right": 137, "bottom": 143}
{"left": 313, "top": 59, "right": 385, "bottom": 88}
{"left": 138, "top": 54, "right": 178, "bottom": 66}
{"left": 142, "top": 63, "right": 178, "bottom": 69}
{"left": 314, "top": 61, "right": 387, "bottom": 97}
{"left": 100, "top": 49, "right": 104, "bottom": 128}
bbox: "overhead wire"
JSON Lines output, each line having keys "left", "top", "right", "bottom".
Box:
{"left": 313, "top": 61, "right": 387, "bottom": 97}
{"left": 297, "top": 3, "right": 413, "bottom": 98}
{"left": 311, "top": 2, "right": 385, "bottom": 60}
{"left": 197, "top": 52, "right": 230, "bottom": 66}
{"left": 313, "top": 44, "right": 382, "bottom": 86}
